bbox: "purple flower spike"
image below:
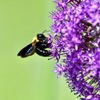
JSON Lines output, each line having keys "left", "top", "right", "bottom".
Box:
{"left": 49, "top": 0, "right": 100, "bottom": 99}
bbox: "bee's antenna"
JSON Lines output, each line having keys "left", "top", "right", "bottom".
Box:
{"left": 42, "top": 30, "right": 47, "bottom": 34}
{"left": 41, "top": 30, "right": 51, "bottom": 34}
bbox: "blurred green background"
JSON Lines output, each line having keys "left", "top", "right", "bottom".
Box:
{"left": 0, "top": 0, "right": 78, "bottom": 100}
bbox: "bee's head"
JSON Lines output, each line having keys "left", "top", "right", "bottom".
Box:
{"left": 37, "top": 34, "right": 46, "bottom": 40}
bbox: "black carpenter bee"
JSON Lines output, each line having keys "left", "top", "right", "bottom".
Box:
{"left": 17, "top": 33, "right": 51, "bottom": 58}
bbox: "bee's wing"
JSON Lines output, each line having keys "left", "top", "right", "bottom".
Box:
{"left": 17, "top": 43, "right": 36, "bottom": 58}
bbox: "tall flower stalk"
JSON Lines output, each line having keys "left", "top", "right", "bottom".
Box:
{"left": 49, "top": 0, "right": 100, "bottom": 99}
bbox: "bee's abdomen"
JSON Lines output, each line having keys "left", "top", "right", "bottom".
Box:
{"left": 35, "top": 47, "right": 51, "bottom": 57}
{"left": 36, "top": 42, "right": 51, "bottom": 48}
